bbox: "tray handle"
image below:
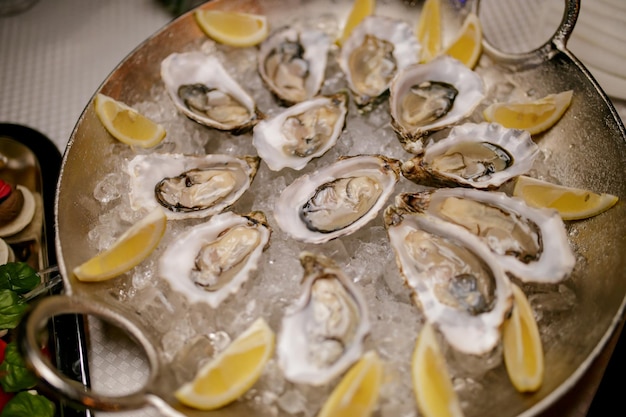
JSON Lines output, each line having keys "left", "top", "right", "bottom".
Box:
{"left": 18, "top": 295, "right": 181, "bottom": 415}
{"left": 478, "top": 0, "right": 580, "bottom": 64}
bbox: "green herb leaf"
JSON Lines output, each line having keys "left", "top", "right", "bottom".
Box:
{"left": 0, "top": 391, "right": 55, "bottom": 417}
{"left": 0, "top": 291, "right": 27, "bottom": 330}
{"left": 0, "top": 342, "right": 38, "bottom": 392}
{"left": 0, "top": 263, "right": 40, "bottom": 295}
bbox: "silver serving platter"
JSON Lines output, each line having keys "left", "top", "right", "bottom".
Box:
{"left": 19, "top": 0, "right": 626, "bottom": 416}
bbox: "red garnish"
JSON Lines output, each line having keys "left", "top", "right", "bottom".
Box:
{"left": 0, "top": 181, "right": 11, "bottom": 201}
{"left": 0, "top": 339, "right": 14, "bottom": 410}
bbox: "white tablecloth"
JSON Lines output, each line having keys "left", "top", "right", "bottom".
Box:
{"left": 0, "top": 0, "right": 172, "bottom": 151}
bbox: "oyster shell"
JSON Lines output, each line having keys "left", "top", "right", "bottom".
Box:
{"left": 401, "top": 122, "right": 539, "bottom": 189}
{"left": 252, "top": 91, "right": 349, "bottom": 171}
{"left": 395, "top": 188, "right": 575, "bottom": 283}
{"left": 127, "top": 153, "right": 259, "bottom": 220}
{"left": 277, "top": 252, "right": 370, "bottom": 385}
{"left": 274, "top": 154, "right": 401, "bottom": 243}
{"left": 159, "top": 211, "right": 271, "bottom": 308}
{"left": 161, "top": 52, "right": 260, "bottom": 132}
{"left": 384, "top": 205, "right": 513, "bottom": 355}
{"left": 338, "top": 15, "right": 421, "bottom": 107}
{"left": 258, "top": 26, "right": 331, "bottom": 104}
{"left": 389, "top": 56, "right": 485, "bottom": 154}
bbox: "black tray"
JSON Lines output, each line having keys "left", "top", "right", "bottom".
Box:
{"left": 0, "top": 123, "right": 91, "bottom": 417}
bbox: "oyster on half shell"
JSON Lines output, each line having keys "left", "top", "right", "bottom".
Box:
{"left": 277, "top": 252, "right": 370, "bottom": 385}
{"left": 127, "top": 153, "right": 259, "bottom": 220}
{"left": 274, "top": 154, "right": 401, "bottom": 244}
{"left": 401, "top": 122, "right": 539, "bottom": 189}
{"left": 338, "top": 15, "right": 421, "bottom": 107}
{"left": 384, "top": 205, "right": 513, "bottom": 355}
{"left": 395, "top": 188, "right": 575, "bottom": 283}
{"left": 159, "top": 211, "right": 271, "bottom": 308}
{"left": 252, "top": 91, "right": 349, "bottom": 171}
{"left": 258, "top": 26, "right": 331, "bottom": 105}
{"left": 390, "top": 56, "right": 485, "bottom": 154}
{"left": 161, "top": 52, "right": 260, "bottom": 132}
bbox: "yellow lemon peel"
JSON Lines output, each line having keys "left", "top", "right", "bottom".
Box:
{"left": 338, "top": 0, "right": 375, "bottom": 45}
{"left": 94, "top": 93, "right": 166, "bottom": 148}
{"left": 513, "top": 175, "right": 618, "bottom": 220}
{"left": 502, "top": 284, "right": 544, "bottom": 392}
{"left": 73, "top": 208, "right": 166, "bottom": 282}
{"left": 412, "top": 323, "right": 463, "bottom": 417}
{"left": 483, "top": 90, "right": 573, "bottom": 135}
{"left": 317, "top": 351, "right": 383, "bottom": 417}
{"left": 443, "top": 12, "right": 482, "bottom": 69}
{"left": 175, "top": 318, "right": 275, "bottom": 410}
{"left": 416, "top": 0, "right": 442, "bottom": 62}
{"left": 195, "top": 9, "right": 269, "bottom": 47}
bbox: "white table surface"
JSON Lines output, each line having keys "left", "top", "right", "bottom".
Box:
{"left": 1, "top": 1, "right": 624, "bottom": 417}
{"left": 0, "top": 0, "right": 173, "bottom": 151}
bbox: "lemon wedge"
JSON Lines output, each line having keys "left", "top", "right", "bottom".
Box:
{"left": 483, "top": 90, "right": 573, "bottom": 135}
{"left": 94, "top": 93, "right": 166, "bottom": 148}
{"left": 337, "top": 0, "right": 375, "bottom": 45}
{"left": 175, "top": 318, "right": 275, "bottom": 411}
{"left": 416, "top": 0, "right": 441, "bottom": 62}
{"left": 73, "top": 208, "right": 167, "bottom": 282}
{"left": 412, "top": 323, "right": 463, "bottom": 417}
{"left": 194, "top": 9, "right": 269, "bottom": 47}
{"left": 317, "top": 351, "right": 383, "bottom": 417}
{"left": 513, "top": 175, "right": 619, "bottom": 220}
{"left": 443, "top": 12, "right": 482, "bottom": 69}
{"left": 502, "top": 284, "right": 544, "bottom": 393}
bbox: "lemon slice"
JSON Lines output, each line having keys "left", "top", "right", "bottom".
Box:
{"left": 94, "top": 93, "right": 166, "bottom": 148}
{"left": 443, "top": 12, "right": 482, "bottom": 69}
{"left": 194, "top": 9, "right": 269, "bottom": 47}
{"left": 412, "top": 323, "right": 463, "bottom": 417}
{"left": 513, "top": 175, "right": 619, "bottom": 220}
{"left": 337, "top": 0, "right": 375, "bottom": 46}
{"left": 317, "top": 351, "right": 383, "bottom": 417}
{"left": 175, "top": 318, "right": 275, "bottom": 410}
{"left": 483, "top": 90, "right": 574, "bottom": 135}
{"left": 416, "top": 0, "right": 441, "bottom": 62}
{"left": 502, "top": 284, "right": 544, "bottom": 393}
{"left": 73, "top": 208, "right": 166, "bottom": 282}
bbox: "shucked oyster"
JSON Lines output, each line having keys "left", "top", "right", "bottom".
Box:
{"left": 338, "top": 15, "right": 421, "bottom": 107}
{"left": 127, "top": 153, "right": 259, "bottom": 220}
{"left": 258, "top": 26, "right": 331, "bottom": 104}
{"left": 401, "top": 122, "right": 538, "bottom": 189}
{"left": 395, "top": 188, "right": 575, "bottom": 283}
{"left": 161, "top": 52, "right": 260, "bottom": 132}
{"left": 159, "top": 211, "right": 271, "bottom": 308}
{"left": 384, "top": 205, "right": 513, "bottom": 355}
{"left": 390, "top": 56, "right": 485, "bottom": 154}
{"left": 252, "top": 92, "right": 349, "bottom": 171}
{"left": 274, "top": 155, "right": 401, "bottom": 243}
{"left": 277, "top": 252, "right": 370, "bottom": 385}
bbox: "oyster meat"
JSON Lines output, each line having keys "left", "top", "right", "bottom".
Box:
{"left": 338, "top": 15, "right": 421, "bottom": 107}
{"left": 384, "top": 205, "right": 513, "bottom": 355}
{"left": 401, "top": 122, "right": 539, "bottom": 189}
{"left": 161, "top": 52, "right": 259, "bottom": 132}
{"left": 159, "top": 211, "right": 271, "bottom": 308}
{"left": 258, "top": 26, "right": 331, "bottom": 104}
{"left": 127, "top": 153, "right": 259, "bottom": 220}
{"left": 395, "top": 188, "right": 575, "bottom": 283}
{"left": 277, "top": 252, "right": 370, "bottom": 385}
{"left": 274, "top": 154, "right": 401, "bottom": 243}
{"left": 389, "top": 56, "right": 485, "bottom": 153}
{"left": 252, "top": 92, "right": 349, "bottom": 171}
